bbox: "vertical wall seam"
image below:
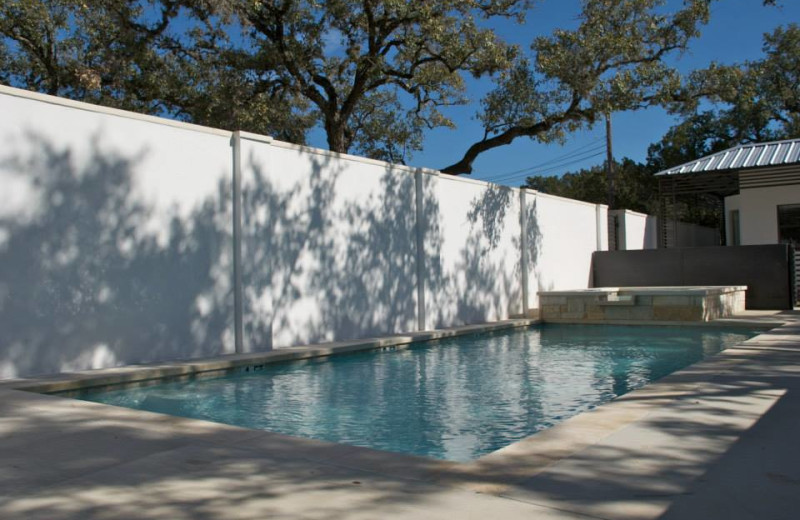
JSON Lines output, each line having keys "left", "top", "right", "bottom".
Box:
{"left": 232, "top": 131, "right": 244, "bottom": 354}
{"left": 519, "top": 189, "right": 530, "bottom": 316}
{"left": 414, "top": 168, "right": 427, "bottom": 331}
{"left": 595, "top": 204, "right": 604, "bottom": 251}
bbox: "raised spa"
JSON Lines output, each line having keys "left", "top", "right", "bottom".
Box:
{"left": 539, "top": 286, "right": 747, "bottom": 323}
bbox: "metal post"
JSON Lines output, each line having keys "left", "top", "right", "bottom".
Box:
{"left": 671, "top": 180, "right": 678, "bottom": 248}
{"left": 658, "top": 179, "right": 664, "bottom": 248}
{"left": 718, "top": 195, "right": 727, "bottom": 246}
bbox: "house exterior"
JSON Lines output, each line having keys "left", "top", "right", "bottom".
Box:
{"left": 655, "top": 138, "right": 800, "bottom": 248}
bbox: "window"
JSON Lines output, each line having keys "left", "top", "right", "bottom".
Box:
{"left": 730, "top": 210, "right": 741, "bottom": 246}
{"left": 777, "top": 204, "right": 800, "bottom": 246}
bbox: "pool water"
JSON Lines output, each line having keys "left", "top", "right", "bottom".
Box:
{"left": 72, "top": 324, "right": 757, "bottom": 462}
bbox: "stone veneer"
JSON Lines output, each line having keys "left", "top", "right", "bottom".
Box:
{"left": 538, "top": 286, "right": 747, "bottom": 323}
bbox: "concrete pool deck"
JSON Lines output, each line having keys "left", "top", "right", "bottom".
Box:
{"left": 1, "top": 312, "right": 799, "bottom": 519}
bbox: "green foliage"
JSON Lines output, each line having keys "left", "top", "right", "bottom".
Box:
{"left": 523, "top": 20, "right": 799, "bottom": 228}
{"left": 663, "top": 23, "right": 800, "bottom": 162}
{"left": 0, "top": 0, "right": 788, "bottom": 167}
{"left": 1, "top": 0, "right": 529, "bottom": 160}
{"left": 209, "top": 0, "right": 527, "bottom": 161}
{"left": 523, "top": 156, "right": 721, "bottom": 226}
{"left": 0, "top": 0, "right": 315, "bottom": 141}
{"left": 524, "top": 158, "right": 657, "bottom": 214}
{"left": 644, "top": 112, "right": 731, "bottom": 173}
{"left": 442, "top": 0, "right": 713, "bottom": 174}
{"left": 0, "top": 1, "right": 180, "bottom": 111}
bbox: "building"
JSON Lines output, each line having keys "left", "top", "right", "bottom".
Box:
{"left": 655, "top": 137, "right": 800, "bottom": 248}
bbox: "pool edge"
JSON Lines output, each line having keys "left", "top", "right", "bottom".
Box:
{"left": 1, "top": 318, "right": 540, "bottom": 394}
{"left": 1, "top": 311, "right": 796, "bottom": 498}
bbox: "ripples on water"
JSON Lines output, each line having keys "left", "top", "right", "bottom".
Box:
{"left": 77, "top": 324, "right": 756, "bottom": 462}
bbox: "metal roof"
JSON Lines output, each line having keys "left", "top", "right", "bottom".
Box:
{"left": 655, "top": 138, "right": 800, "bottom": 176}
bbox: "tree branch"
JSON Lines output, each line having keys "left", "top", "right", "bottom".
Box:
{"left": 441, "top": 97, "right": 589, "bottom": 175}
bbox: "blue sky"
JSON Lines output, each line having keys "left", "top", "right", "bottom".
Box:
{"left": 308, "top": 0, "right": 800, "bottom": 185}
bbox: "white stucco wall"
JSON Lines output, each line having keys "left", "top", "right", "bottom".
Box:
{"left": 424, "top": 176, "right": 522, "bottom": 328}
{"left": 611, "top": 209, "right": 717, "bottom": 249}
{"left": 0, "top": 89, "right": 235, "bottom": 378}
{"left": 622, "top": 210, "right": 658, "bottom": 250}
{"left": 610, "top": 209, "right": 658, "bottom": 250}
{"left": 0, "top": 86, "right": 608, "bottom": 377}
{"left": 526, "top": 192, "right": 606, "bottom": 307}
{"left": 727, "top": 185, "right": 800, "bottom": 245}
{"left": 240, "top": 137, "right": 418, "bottom": 350}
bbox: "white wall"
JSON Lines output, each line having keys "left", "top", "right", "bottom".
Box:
{"left": 610, "top": 209, "right": 718, "bottom": 250}
{"left": 0, "top": 89, "right": 235, "bottom": 378}
{"left": 0, "top": 86, "right": 607, "bottom": 378}
{"left": 727, "top": 185, "right": 800, "bottom": 245}
{"left": 525, "top": 193, "right": 606, "bottom": 307}
{"left": 609, "top": 210, "right": 658, "bottom": 250}
{"left": 424, "top": 176, "right": 522, "bottom": 328}
{"left": 240, "top": 136, "right": 418, "bottom": 350}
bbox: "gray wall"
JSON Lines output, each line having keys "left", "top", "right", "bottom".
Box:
{"left": 592, "top": 245, "right": 793, "bottom": 309}
{"left": 675, "top": 221, "right": 720, "bottom": 247}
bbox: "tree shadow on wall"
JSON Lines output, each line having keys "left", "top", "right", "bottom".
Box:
{"left": 239, "top": 151, "right": 336, "bottom": 350}
{"left": 241, "top": 151, "right": 429, "bottom": 348}
{"left": 310, "top": 168, "right": 420, "bottom": 340}
{"left": 0, "top": 132, "right": 544, "bottom": 375}
{"left": 471, "top": 187, "right": 550, "bottom": 297}
{"left": 240, "top": 153, "right": 542, "bottom": 349}
{"left": 425, "top": 183, "right": 543, "bottom": 326}
{"left": 0, "top": 133, "right": 234, "bottom": 378}
{"left": 521, "top": 195, "right": 551, "bottom": 296}
{"left": 465, "top": 184, "right": 518, "bottom": 251}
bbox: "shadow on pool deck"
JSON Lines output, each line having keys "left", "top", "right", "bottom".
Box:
{"left": 0, "top": 388, "right": 573, "bottom": 520}
{"left": 1, "top": 313, "right": 799, "bottom": 519}
{"left": 498, "top": 344, "right": 800, "bottom": 520}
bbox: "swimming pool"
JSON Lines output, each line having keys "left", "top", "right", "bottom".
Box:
{"left": 70, "top": 324, "right": 757, "bottom": 462}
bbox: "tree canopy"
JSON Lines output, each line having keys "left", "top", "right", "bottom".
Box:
{"left": 647, "top": 23, "right": 800, "bottom": 171}
{"left": 0, "top": 0, "right": 315, "bottom": 141}
{"left": 0, "top": 0, "right": 785, "bottom": 171}
{"left": 440, "top": 0, "right": 715, "bottom": 173}
{"left": 522, "top": 22, "right": 800, "bottom": 226}
{"left": 525, "top": 158, "right": 657, "bottom": 212}
{"left": 0, "top": 0, "right": 180, "bottom": 112}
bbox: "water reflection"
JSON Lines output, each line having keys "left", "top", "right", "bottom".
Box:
{"left": 79, "top": 325, "right": 756, "bottom": 462}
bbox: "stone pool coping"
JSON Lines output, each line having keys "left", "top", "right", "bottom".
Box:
{"left": 1, "top": 319, "right": 539, "bottom": 394}
{"left": 1, "top": 314, "right": 779, "bottom": 395}
{"left": 540, "top": 285, "right": 748, "bottom": 297}
{"left": 1, "top": 311, "right": 798, "bottom": 519}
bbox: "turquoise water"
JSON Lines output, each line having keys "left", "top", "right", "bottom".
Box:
{"left": 73, "top": 324, "right": 757, "bottom": 462}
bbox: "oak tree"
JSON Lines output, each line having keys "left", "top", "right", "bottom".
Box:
{"left": 0, "top": 0, "right": 181, "bottom": 112}
{"left": 209, "top": 0, "right": 528, "bottom": 162}
{"left": 441, "top": 0, "right": 716, "bottom": 174}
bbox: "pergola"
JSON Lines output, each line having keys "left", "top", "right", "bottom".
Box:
{"left": 654, "top": 139, "right": 800, "bottom": 248}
